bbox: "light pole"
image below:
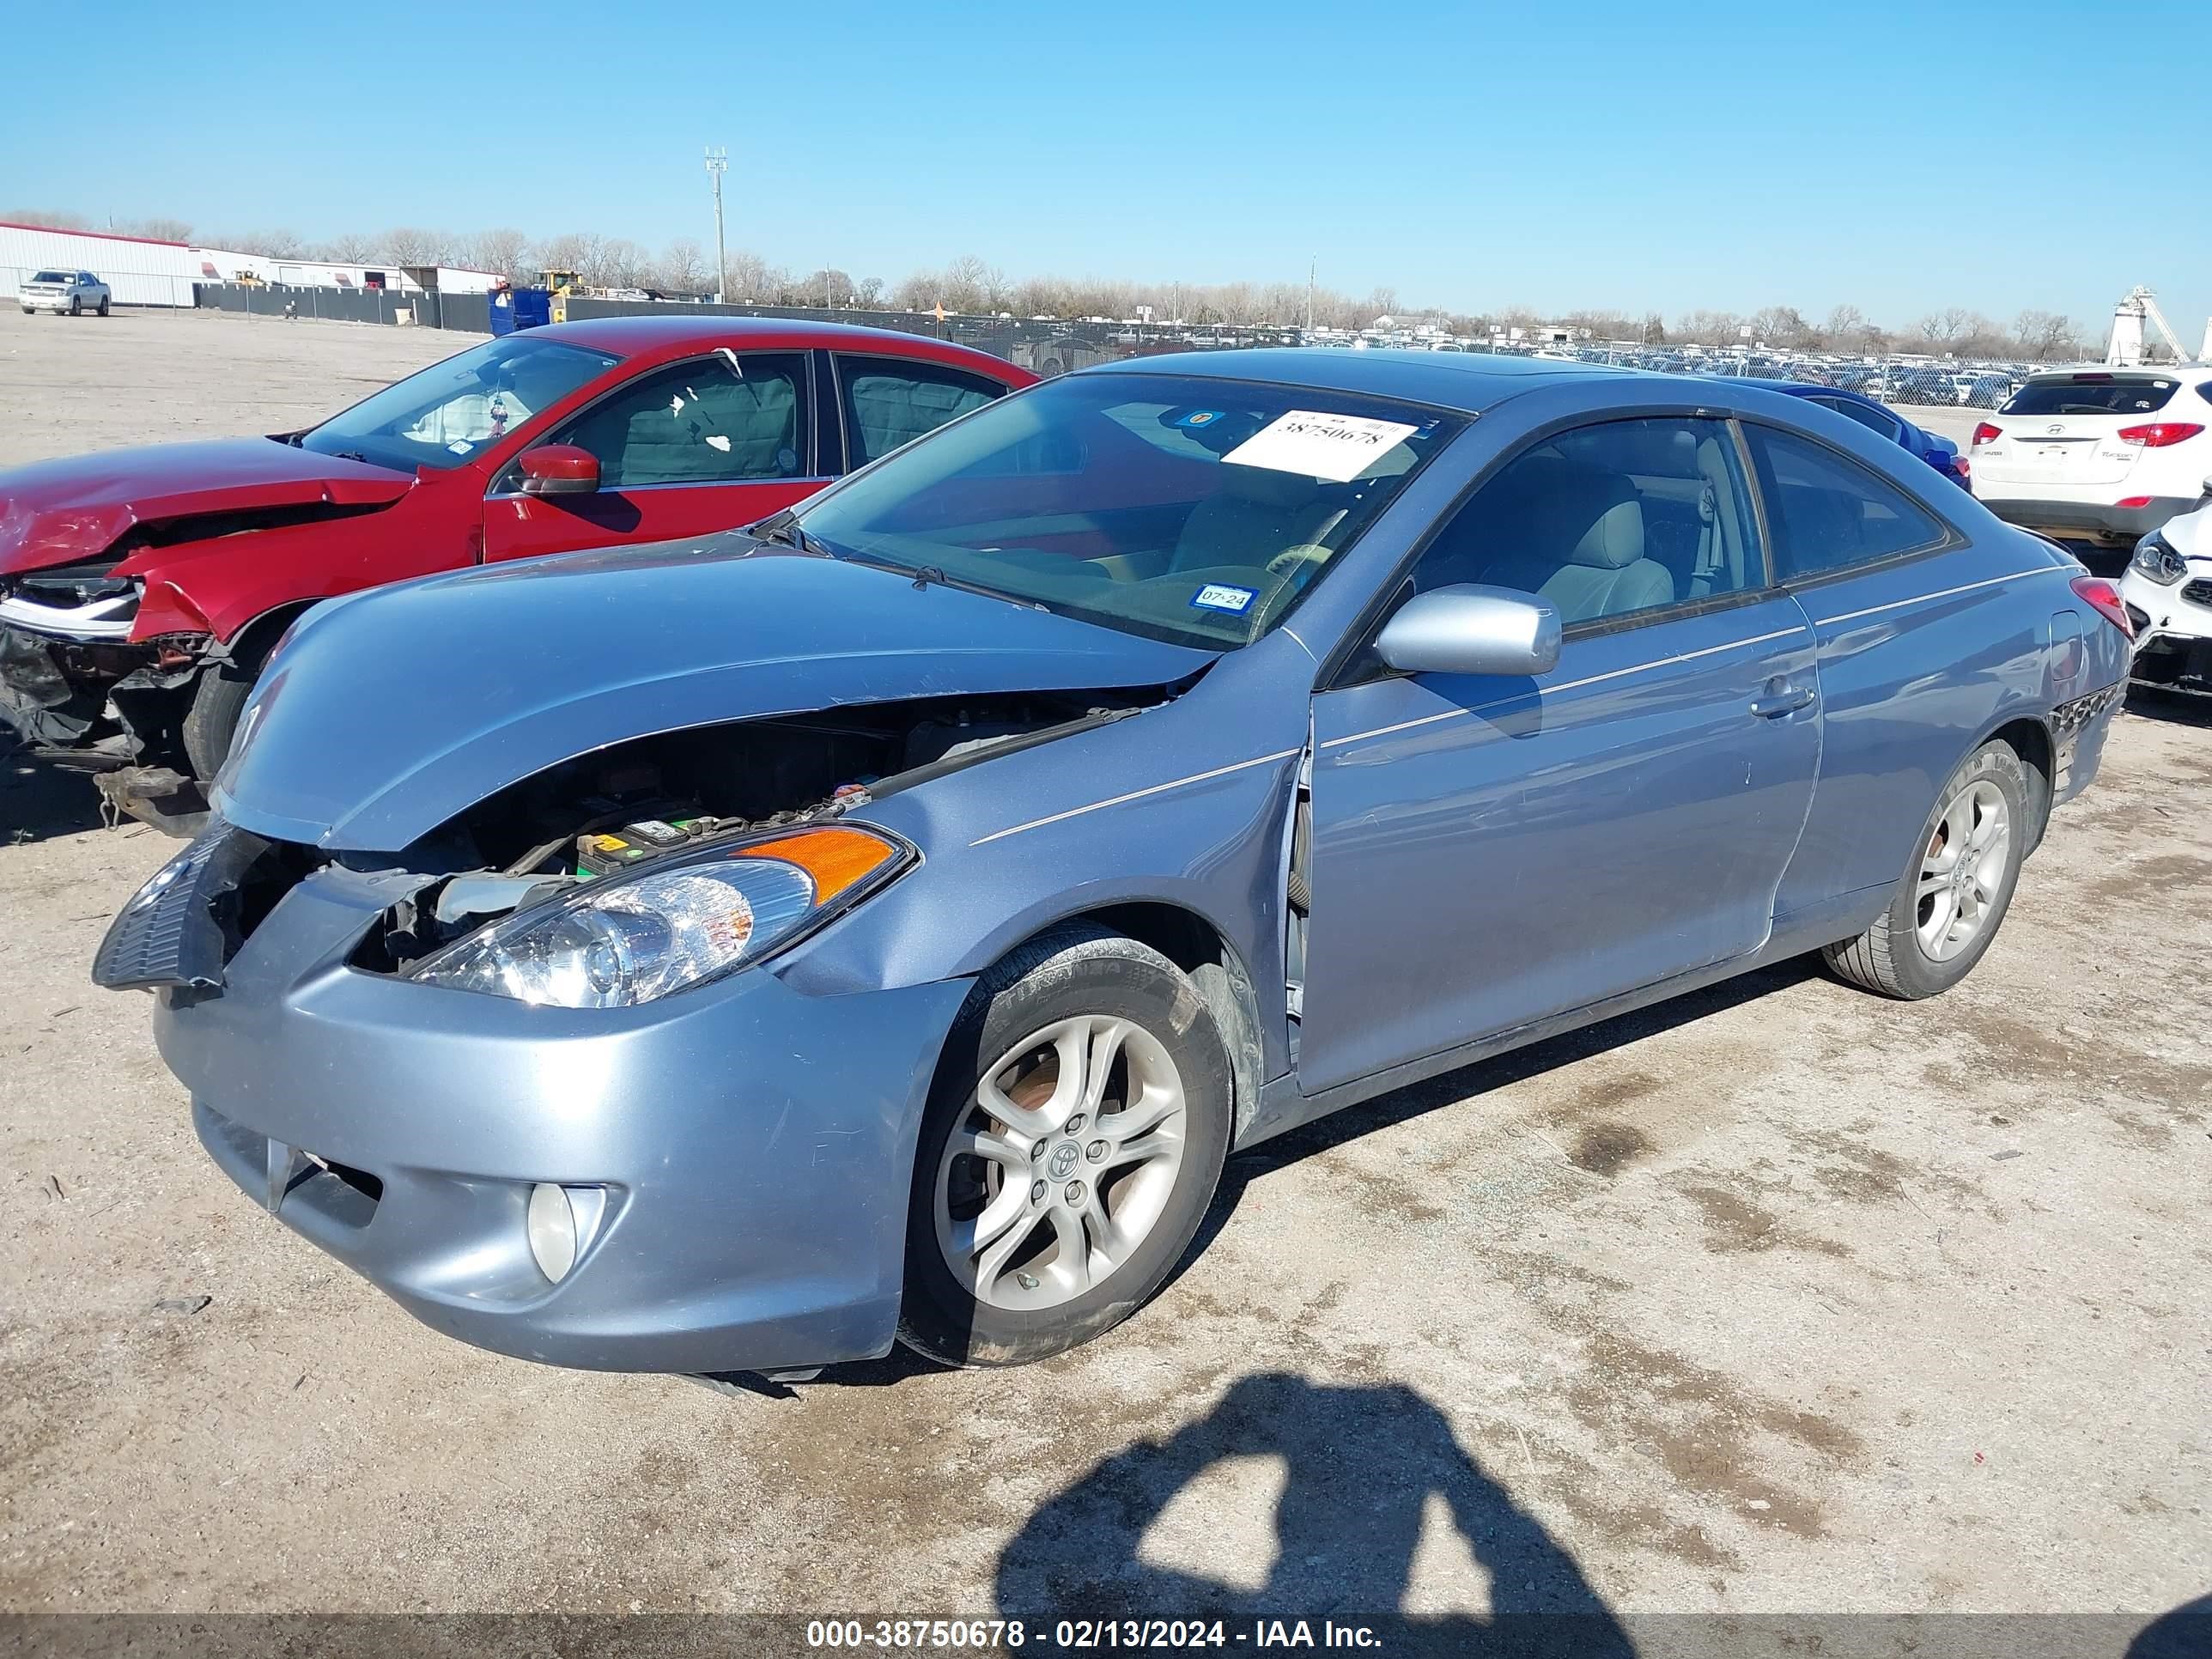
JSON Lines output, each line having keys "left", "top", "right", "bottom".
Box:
{"left": 704, "top": 146, "right": 728, "bottom": 303}
{"left": 1306, "top": 255, "right": 1315, "bottom": 335}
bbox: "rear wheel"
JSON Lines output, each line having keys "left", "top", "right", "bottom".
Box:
{"left": 96, "top": 296, "right": 110, "bottom": 317}
{"left": 898, "top": 925, "right": 1231, "bottom": 1367}
{"left": 1821, "top": 739, "right": 2030, "bottom": 999}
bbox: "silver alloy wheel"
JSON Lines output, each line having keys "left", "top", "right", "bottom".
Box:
{"left": 1915, "top": 778, "right": 2010, "bottom": 962}
{"left": 934, "top": 1013, "right": 1188, "bottom": 1311}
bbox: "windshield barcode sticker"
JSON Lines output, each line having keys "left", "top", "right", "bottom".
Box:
{"left": 1221, "top": 410, "right": 1421, "bottom": 482}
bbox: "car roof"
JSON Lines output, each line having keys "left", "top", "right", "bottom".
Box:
{"left": 2023, "top": 365, "right": 2191, "bottom": 380}
{"left": 1085, "top": 346, "right": 1630, "bottom": 415}
{"left": 1710, "top": 376, "right": 1832, "bottom": 397}
{"left": 542, "top": 313, "right": 1021, "bottom": 375}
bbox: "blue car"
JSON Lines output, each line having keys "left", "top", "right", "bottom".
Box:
{"left": 1723, "top": 378, "right": 1971, "bottom": 488}
{"left": 97, "top": 351, "right": 2130, "bottom": 1379}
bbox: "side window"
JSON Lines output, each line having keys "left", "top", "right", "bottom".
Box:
{"left": 1743, "top": 424, "right": 1946, "bottom": 580}
{"left": 1407, "top": 417, "right": 1761, "bottom": 629}
{"left": 836, "top": 356, "right": 1003, "bottom": 468}
{"left": 1816, "top": 396, "right": 1903, "bottom": 441}
{"left": 537, "top": 353, "right": 810, "bottom": 489}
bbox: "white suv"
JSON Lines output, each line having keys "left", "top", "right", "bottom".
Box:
{"left": 1970, "top": 367, "right": 2212, "bottom": 550}
{"left": 2118, "top": 489, "right": 2212, "bottom": 698}
{"left": 17, "top": 269, "right": 112, "bottom": 317}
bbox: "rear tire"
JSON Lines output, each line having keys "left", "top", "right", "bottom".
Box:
{"left": 1821, "top": 739, "right": 2029, "bottom": 1000}
{"left": 897, "top": 924, "right": 1231, "bottom": 1368}
{"left": 97, "top": 296, "right": 110, "bottom": 317}
{"left": 181, "top": 663, "right": 258, "bottom": 782}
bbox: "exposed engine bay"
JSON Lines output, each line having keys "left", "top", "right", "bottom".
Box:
{"left": 318, "top": 690, "right": 1165, "bottom": 972}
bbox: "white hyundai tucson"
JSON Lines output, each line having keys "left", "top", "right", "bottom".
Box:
{"left": 1971, "top": 368, "right": 2212, "bottom": 550}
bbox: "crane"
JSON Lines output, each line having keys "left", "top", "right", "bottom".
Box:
{"left": 2106, "top": 285, "right": 2203, "bottom": 366}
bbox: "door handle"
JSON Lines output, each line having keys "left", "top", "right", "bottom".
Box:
{"left": 1749, "top": 677, "right": 1815, "bottom": 718}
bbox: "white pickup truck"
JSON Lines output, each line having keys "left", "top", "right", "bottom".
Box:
{"left": 18, "top": 269, "right": 112, "bottom": 316}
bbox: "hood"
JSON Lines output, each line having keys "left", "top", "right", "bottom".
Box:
{"left": 214, "top": 536, "right": 1216, "bottom": 850}
{"left": 0, "top": 438, "right": 414, "bottom": 577}
{"left": 2160, "top": 501, "right": 2212, "bottom": 558}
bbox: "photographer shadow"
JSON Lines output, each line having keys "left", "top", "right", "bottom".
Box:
{"left": 994, "top": 1370, "right": 1633, "bottom": 1658}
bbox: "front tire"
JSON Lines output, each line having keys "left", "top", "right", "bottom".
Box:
{"left": 898, "top": 925, "right": 1231, "bottom": 1367}
{"left": 181, "top": 663, "right": 259, "bottom": 782}
{"left": 1821, "top": 739, "right": 2030, "bottom": 1000}
{"left": 70, "top": 296, "right": 82, "bottom": 316}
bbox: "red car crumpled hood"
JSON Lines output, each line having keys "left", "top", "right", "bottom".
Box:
{"left": 0, "top": 437, "right": 415, "bottom": 577}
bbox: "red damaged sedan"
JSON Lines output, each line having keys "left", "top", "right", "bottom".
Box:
{"left": 0, "top": 317, "right": 1031, "bottom": 827}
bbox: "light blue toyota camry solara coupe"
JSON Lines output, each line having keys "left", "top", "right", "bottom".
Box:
{"left": 96, "top": 349, "right": 2130, "bottom": 1381}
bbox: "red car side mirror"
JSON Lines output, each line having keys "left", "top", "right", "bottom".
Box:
{"left": 518, "top": 444, "right": 600, "bottom": 496}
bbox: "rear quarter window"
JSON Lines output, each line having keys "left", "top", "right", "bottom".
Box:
{"left": 2001, "top": 379, "right": 2177, "bottom": 416}
{"left": 1744, "top": 425, "right": 1948, "bottom": 580}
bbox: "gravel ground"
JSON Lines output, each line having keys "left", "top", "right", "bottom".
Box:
{"left": 1, "top": 310, "right": 2206, "bottom": 1632}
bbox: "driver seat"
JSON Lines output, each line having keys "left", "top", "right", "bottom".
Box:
{"left": 1170, "top": 465, "right": 1346, "bottom": 574}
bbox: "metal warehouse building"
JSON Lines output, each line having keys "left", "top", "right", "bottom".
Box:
{"left": 3, "top": 222, "right": 501, "bottom": 308}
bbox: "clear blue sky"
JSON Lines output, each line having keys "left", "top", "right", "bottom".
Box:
{"left": 6, "top": 0, "right": 2207, "bottom": 339}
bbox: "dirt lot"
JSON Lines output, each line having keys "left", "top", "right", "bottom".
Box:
{"left": 1, "top": 309, "right": 2207, "bottom": 1633}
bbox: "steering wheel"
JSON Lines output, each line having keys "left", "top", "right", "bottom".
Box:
{"left": 1263, "top": 543, "right": 1333, "bottom": 580}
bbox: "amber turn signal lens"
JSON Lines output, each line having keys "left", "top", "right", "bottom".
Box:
{"left": 734, "top": 826, "right": 899, "bottom": 902}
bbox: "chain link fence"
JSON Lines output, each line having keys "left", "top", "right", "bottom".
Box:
{"left": 193, "top": 284, "right": 2062, "bottom": 412}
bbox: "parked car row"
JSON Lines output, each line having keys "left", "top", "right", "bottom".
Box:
{"left": 14, "top": 335, "right": 2126, "bottom": 1386}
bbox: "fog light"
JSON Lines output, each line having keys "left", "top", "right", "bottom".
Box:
{"left": 526, "top": 1182, "right": 605, "bottom": 1283}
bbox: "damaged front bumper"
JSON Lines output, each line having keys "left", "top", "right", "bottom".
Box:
{"left": 3, "top": 591, "right": 218, "bottom": 829}
{"left": 129, "top": 833, "right": 970, "bottom": 1376}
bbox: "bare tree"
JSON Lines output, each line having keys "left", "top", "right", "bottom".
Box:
{"left": 2012, "top": 308, "right": 2080, "bottom": 362}
{"left": 1674, "top": 310, "right": 1743, "bottom": 346}
{"left": 588, "top": 237, "right": 649, "bottom": 288}
{"left": 722, "top": 249, "right": 771, "bottom": 301}
{"left": 3, "top": 206, "right": 91, "bottom": 230}
{"left": 940, "top": 255, "right": 991, "bottom": 313}
{"left": 854, "top": 275, "right": 885, "bottom": 307}
{"left": 652, "top": 237, "right": 707, "bottom": 294}
{"left": 379, "top": 226, "right": 451, "bottom": 265}
{"left": 319, "top": 231, "right": 380, "bottom": 263}
{"left": 463, "top": 227, "right": 533, "bottom": 281}
{"left": 120, "top": 216, "right": 193, "bottom": 241}
{"left": 801, "top": 267, "right": 858, "bottom": 307}
{"left": 1917, "top": 306, "right": 1973, "bottom": 348}
{"left": 204, "top": 228, "right": 308, "bottom": 258}
{"left": 537, "top": 231, "right": 604, "bottom": 279}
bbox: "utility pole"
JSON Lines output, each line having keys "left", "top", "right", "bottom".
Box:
{"left": 1306, "top": 255, "right": 1315, "bottom": 334}
{"left": 704, "top": 146, "right": 729, "bottom": 303}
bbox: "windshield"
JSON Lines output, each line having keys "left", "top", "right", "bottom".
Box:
{"left": 30, "top": 270, "right": 70, "bottom": 284}
{"left": 298, "top": 335, "right": 621, "bottom": 472}
{"left": 2001, "top": 377, "right": 2177, "bottom": 417}
{"left": 790, "top": 372, "right": 1460, "bottom": 648}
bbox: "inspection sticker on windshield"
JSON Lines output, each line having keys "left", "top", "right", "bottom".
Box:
{"left": 1222, "top": 410, "right": 1419, "bottom": 482}
{"left": 1191, "top": 582, "right": 1257, "bottom": 615}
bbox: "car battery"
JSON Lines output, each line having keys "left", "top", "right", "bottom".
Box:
{"left": 574, "top": 818, "right": 708, "bottom": 879}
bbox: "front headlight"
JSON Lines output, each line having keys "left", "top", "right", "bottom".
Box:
{"left": 407, "top": 824, "right": 909, "bottom": 1008}
{"left": 2130, "top": 534, "right": 2187, "bottom": 586}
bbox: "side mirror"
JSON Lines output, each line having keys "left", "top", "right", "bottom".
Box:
{"left": 518, "top": 444, "right": 600, "bottom": 495}
{"left": 1374, "top": 583, "right": 1561, "bottom": 678}
{"left": 2201, "top": 473, "right": 2212, "bottom": 500}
